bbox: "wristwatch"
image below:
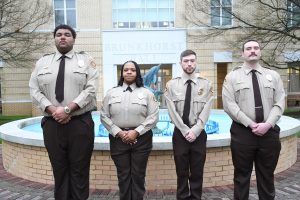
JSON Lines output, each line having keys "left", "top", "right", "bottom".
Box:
{"left": 64, "top": 106, "right": 71, "bottom": 114}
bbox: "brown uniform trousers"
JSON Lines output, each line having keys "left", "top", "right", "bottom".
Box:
{"left": 230, "top": 121, "right": 281, "bottom": 200}
{"left": 42, "top": 112, "right": 94, "bottom": 200}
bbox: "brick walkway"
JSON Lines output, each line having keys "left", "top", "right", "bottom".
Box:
{"left": 0, "top": 141, "right": 300, "bottom": 200}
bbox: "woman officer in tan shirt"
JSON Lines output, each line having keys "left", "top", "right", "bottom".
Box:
{"left": 100, "top": 60, "right": 159, "bottom": 200}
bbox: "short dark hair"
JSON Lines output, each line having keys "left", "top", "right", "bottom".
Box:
{"left": 180, "top": 49, "right": 197, "bottom": 61}
{"left": 53, "top": 24, "right": 76, "bottom": 39}
{"left": 242, "top": 39, "right": 260, "bottom": 51}
{"left": 118, "top": 60, "right": 144, "bottom": 87}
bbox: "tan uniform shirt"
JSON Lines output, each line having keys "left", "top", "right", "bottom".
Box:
{"left": 29, "top": 50, "right": 99, "bottom": 116}
{"left": 100, "top": 83, "right": 159, "bottom": 137}
{"left": 222, "top": 64, "right": 285, "bottom": 127}
{"left": 164, "top": 73, "right": 214, "bottom": 137}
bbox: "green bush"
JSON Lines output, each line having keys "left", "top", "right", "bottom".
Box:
{"left": 0, "top": 115, "right": 30, "bottom": 144}
{"left": 0, "top": 115, "right": 30, "bottom": 125}
{"left": 284, "top": 108, "right": 300, "bottom": 118}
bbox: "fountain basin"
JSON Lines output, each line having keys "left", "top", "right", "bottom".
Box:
{"left": 0, "top": 110, "right": 299, "bottom": 190}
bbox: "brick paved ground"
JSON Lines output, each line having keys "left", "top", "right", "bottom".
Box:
{"left": 0, "top": 140, "right": 299, "bottom": 200}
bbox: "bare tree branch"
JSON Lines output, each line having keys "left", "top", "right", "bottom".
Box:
{"left": 186, "top": 0, "right": 300, "bottom": 70}
{"left": 0, "top": 0, "right": 52, "bottom": 67}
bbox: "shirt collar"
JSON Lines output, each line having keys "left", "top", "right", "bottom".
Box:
{"left": 122, "top": 82, "right": 137, "bottom": 91}
{"left": 182, "top": 72, "right": 197, "bottom": 84}
{"left": 242, "top": 63, "right": 263, "bottom": 75}
{"left": 54, "top": 49, "right": 75, "bottom": 61}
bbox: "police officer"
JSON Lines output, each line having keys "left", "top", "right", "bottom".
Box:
{"left": 29, "top": 24, "right": 99, "bottom": 200}
{"left": 222, "top": 40, "right": 285, "bottom": 200}
{"left": 100, "top": 60, "right": 159, "bottom": 200}
{"left": 164, "top": 50, "right": 213, "bottom": 200}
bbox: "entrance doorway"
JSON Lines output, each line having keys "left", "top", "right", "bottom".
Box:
{"left": 217, "top": 63, "right": 228, "bottom": 109}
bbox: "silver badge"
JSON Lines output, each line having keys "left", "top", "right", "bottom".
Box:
{"left": 198, "top": 88, "right": 203, "bottom": 96}
{"left": 266, "top": 74, "right": 272, "bottom": 81}
{"left": 78, "top": 60, "right": 84, "bottom": 67}
{"left": 138, "top": 93, "right": 144, "bottom": 99}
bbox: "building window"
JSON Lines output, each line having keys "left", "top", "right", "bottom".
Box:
{"left": 287, "top": 65, "right": 300, "bottom": 107}
{"left": 287, "top": 66, "right": 300, "bottom": 93}
{"left": 210, "top": 0, "right": 232, "bottom": 26}
{"left": 112, "top": 0, "right": 174, "bottom": 29}
{"left": 54, "top": 0, "right": 76, "bottom": 28}
{"left": 287, "top": 0, "right": 300, "bottom": 27}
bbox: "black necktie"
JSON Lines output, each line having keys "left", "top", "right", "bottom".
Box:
{"left": 251, "top": 70, "right": 264, "bottom": 123}
{"left": 55, "top": 55, "right": 66, "bottom": 102}
{"left": 125, "top": 86, "right": 132, "bottom": 92}
{"left": 182, "top": 80, "right": 192, "bottom": 126}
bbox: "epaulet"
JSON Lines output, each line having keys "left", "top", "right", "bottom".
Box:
{"left": 262, "top": 66, "right": 271, "bottom": 70}
{"left": 106, "top": 86, "right": 118, "bottom": 94}
{"left": 232, "top": 66, "right": 242, "bottom": 71}
{"left": 77, "top": 51, "right": 87, "bottom": 54}
{"left": 197, "top": 76, "right": 210, "bottom": 84}
{"left": 172, "top": 76, "right": 181, "bottom": 80}
{"left": 197, "top": 76, "right": 207, "bottom": 80}
{"left": 42, "top": 52, "right": 55, "bottom": 57}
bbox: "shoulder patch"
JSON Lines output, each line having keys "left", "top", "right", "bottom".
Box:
{"left": 209, "top": 85, "right": 214, "bottom": 95}
{"left": 89, "top": 58, "right": 97, "bottom": 68}
{"left": 153, "top": 95, "right": 158, "bottom": 102}
{"left": 164, "top": 84, "right": 169, "bottom": 93}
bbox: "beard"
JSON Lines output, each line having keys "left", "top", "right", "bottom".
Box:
{"left": 183, "top": 67, "right": 196, "bottom": 74}
{"left": 57, "top": 46, "right": 73, "bottom": 55}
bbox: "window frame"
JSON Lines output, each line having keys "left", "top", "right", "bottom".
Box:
{"left": 210, "top": 0, "right": 232, "bottom": 27}
{"left": 287, "top": 0, "right": 300, "bottom": 27}
{"left": 53, "top": 0, "right": 77, "bottom": 28}
{"left": 112, "top": 0, "right": 175, "bottom": 29}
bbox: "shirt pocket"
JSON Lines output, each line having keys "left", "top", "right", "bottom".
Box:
{"left": 108, "top": 95, "right": 122, "bottom": 115}
{"left": 132, "top": 96, "right": 148, "bottom": 115}
{"left": 263, "top": 81, "right": 275, "bottom": 100}
{"left": 37, "top": 68, "right": 53, "bottom": 85}
{"left": 193, "top": 96, "right": 206, "bottom": 116}
{"left": 132, "top": 96, "right": 147, "bottom": 105}
{"left": 234, "top": 83, "right": 251, "bottom": 103}
{"left": 172, "top": 95, "right": 185, "bottom": 115}
{"left": 37, "top": 68, "right": 53, "bottom": 97}
{"left": 108, "top": 95, "right": 122, "bottom": 105}
{"left": 73, "top": 67, "right": 88, "bottom": 87}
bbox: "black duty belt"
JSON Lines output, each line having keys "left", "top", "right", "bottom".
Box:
{"left": 44, "top": 111, "right": 91, "bottom": 120}
{"left": 120, "top": 127, "right": 136, "bottom": 131}
{"left": 71, "top": 111, "right": 91, "bottom": 119}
